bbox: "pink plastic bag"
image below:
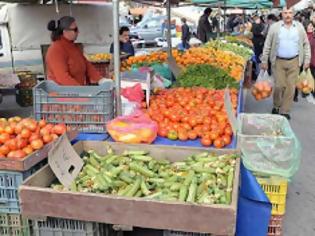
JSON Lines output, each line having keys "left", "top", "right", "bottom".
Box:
{"left": 121, "top": 83, "right": 144, "bottom": 103}
{"left": 107, "top": 111, "right": 158, "bottom": 144}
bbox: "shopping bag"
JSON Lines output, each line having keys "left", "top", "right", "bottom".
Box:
{"left": 296, "top": 69, "right": 315, "bottom": 94}
{"left": 107, "top": 111, "right": 158, "bottom": 144}
{"left": 251, "top": 70, "right": 273, "bottom": 101}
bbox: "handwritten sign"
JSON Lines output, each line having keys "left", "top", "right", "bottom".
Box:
{"left": 48, "top": 134, "right": 84, "bottom": 189}
{"left": 224, "top": 88, "right": 238, "bottom": 135}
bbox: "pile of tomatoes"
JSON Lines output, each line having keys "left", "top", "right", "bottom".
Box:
{"left": 0, "top": 117, "right": 66, "bottom": 159}
{"left": 147, "top": 87, "right": 238, "bottom": 148}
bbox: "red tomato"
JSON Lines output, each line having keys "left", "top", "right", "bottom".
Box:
{"left": 5, "top": 139, "right": 17, "bottom": 151}
{"left": 21, "top": 129, "right": 31, "bottom": 139}
{"left": 30, "top": 139, "right": 44, "bottom": 150}
{"left": 42, "top": 134, "right": 53, "bottom": 144}
{"left": 158, "top": 128, "right": 168, "bottom": 137}
{"left": 0, "top": 145, "right": 10, "bottom": 156}
{"left": 222, "top": 135, "right": 232, "bottom": 146}
{"left": 23, "top": 146, "right": 33, "bottom": 155}
{"left": 225, "top": 127, "right": 233, "bottom": 136}
{"left": 38, "top": 119, "right": 47, "bottom": 128}
{"left": 4, "top": 126, "right": 14, "bottom": 135}
{"left": 201, "top": 137, "right": 212, "bottom": 147}
{"left": 0, "top": 133, "right": 10, "bottom": 144}
{"left": 16, "top": 138, "right": 28, "bottom": 149}
{"left": 188, "top": 131, "right": 198, "bottom": 140}
{"left": 214, "top": 138, "right": 225, "bottom": 149}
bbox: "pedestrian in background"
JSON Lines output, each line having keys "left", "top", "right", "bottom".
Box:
{"left": 261, "top": 6, "right": 311, "bottom": 120}
{"left": 197, "top": 7, "right": 212, "bottom": 43}
{"left": 181, "top": 18, "right": 190, "bottom": 49}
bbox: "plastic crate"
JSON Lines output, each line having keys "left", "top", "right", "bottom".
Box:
{"left": 0, "top": 213, "right": 30, "bottom": 236}
{"left": 0, "top": 160, "right": 47, "bottom": 214}
{"left": 33, "top": 80, "right": 114, "bottom": 133}
{"left": 32, "top": 218, "right": 100, "bottom": 236}
{"left": 91, "top": 61, "right": 111, "bottom": 79}
{"left": 256, "top": 176, "right": 288, "bottom": 215}
{"left": 268, "top": 215, "right": 283, "bottom": 236}
{"left": 163, "top": 231, "right": 211, "bottom": 236}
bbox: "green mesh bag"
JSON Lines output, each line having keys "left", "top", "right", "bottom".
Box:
{"left": 237, "top": 113, "right": 301, "bottom": 179}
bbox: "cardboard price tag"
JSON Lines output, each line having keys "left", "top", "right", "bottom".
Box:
{"left": 224, "top": 88, "right": 238, "bottom": 135}
{"left": 48, "top": 134, "right": 84, "bottom": 189}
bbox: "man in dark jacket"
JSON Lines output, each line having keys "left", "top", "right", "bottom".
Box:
{"left": 197, "top": 8, "right": 212, "bottom": 43}
{"left": 181, "top": 18, "right": 190, "bottom": 49}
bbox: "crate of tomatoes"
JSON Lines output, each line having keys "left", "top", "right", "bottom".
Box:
{"left": 0, "top": 116, "right": 76, "bottom": 171}
{"left": 146, "top": 87, "right": 238, "bottom": 148}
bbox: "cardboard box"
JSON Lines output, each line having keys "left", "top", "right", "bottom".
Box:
{"left": 19, "top": 141, "right": 240, "bottom": 235}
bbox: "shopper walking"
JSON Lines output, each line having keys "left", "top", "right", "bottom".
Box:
{"left": 261, "top": 6, "right": 311, "bottom": 120}
{"left": 305, "top": 21, "right": 315, "bottom": 98}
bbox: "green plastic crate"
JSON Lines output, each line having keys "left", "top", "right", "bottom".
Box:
{"left": 0, "top": 213, "right": 30, "bottom": 236}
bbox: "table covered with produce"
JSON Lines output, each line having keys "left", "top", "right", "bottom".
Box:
{"left": 0, "top": 35, "right": 303, "bottom": 236}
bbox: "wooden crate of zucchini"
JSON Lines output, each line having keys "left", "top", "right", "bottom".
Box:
{"left": 19, "top": 141, "right": 240, "bottom": 235}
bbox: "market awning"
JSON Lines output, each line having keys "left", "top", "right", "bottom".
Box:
{"left": 192, "top": 0, "right": 286, "bottom": 8}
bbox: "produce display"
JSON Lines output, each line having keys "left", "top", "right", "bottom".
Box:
{"left": 87, "top": 53, "right": 111, "bottom": 62}
{"left": 251, "top": 81, "right": 273, "bottom": 101}
{"left": 146, "top": 87, "right": 238, "bottom": 148}
{"left": 176, "top": 64, "right": 239, "bottom": 89}
{"left": 205, "top": 40, "right": 253, "bottom": 61}
{"left": 53, "top": 148, "right": 238, "bottom": 205}
{"left": 225, "top": 36, "right": 253, "bottom": 48}
{"left": 0, "top": 117, "right": 66, "bottom": 159}
{"left": 121, "top": 47, "right": 245, "bottom": 81}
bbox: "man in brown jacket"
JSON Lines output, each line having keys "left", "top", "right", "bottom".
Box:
{"left": 261, "top": 7, "right": 311, "bottom": 120}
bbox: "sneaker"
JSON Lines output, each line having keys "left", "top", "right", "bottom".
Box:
{"left": 280, "top": 113, "right": 291, "bottom": 120}
{"left": 272, "top": 108, "right": 279, "bottom": 114}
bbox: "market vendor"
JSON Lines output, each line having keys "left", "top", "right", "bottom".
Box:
{"left": 46, "top": 16, "right": 102, "bottom": 86}
{"left": 110, "top": 26, "right": 135, "bottom": 57}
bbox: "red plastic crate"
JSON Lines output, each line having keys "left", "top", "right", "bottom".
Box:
{"left": 268, "top": 215, "right": 283, "bottom": 236}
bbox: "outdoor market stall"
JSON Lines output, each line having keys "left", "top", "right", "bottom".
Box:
{"left": 0, "top": 1, "right": 304, "bottom": 236}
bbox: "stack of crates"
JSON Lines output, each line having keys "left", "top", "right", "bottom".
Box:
{"left": 256, "top": 175, "right": 288, "bottom": 236}
{"left": 0, "top": 160, "right": 47, "bottom": 236}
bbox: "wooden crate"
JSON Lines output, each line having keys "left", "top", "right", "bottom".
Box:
{"left": 0, "top": 131, "right": 77, "bottom": 171}
{"left": 19, "top": 141, "right": 240, "bottom": 236}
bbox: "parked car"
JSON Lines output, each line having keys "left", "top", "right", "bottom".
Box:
{"left": 130, "top": 16, "right": 176, "bottom": 41}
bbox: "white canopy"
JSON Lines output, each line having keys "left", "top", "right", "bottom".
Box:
{"left": 6, "top": 3, "right": 113, "bottom": 50}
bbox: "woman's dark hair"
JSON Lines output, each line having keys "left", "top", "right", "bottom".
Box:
{"left": 119, "top": 26, "right": 130, "bottom": 35}
{"left": 204, "top": 7, "right": 212, "bottom": 16}
{"left": 47, "top": 16, "right": 76, "bottom": 41}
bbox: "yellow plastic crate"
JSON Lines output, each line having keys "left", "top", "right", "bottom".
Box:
{"left": 256, "top": 176, "right": 288, "bottom": 215}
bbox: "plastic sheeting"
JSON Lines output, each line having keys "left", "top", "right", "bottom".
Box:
{"left": 6, "top": 4, "right": 113, "bottom": 50}
{"left": 238, "top": 113, "right": 301, "bottom": 179}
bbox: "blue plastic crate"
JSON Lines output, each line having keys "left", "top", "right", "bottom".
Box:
{"left": 0, "top": 160, "right": 47, "bottom": 214}
{"left": 33, "top": 80, "right": 115, "bottom": 133}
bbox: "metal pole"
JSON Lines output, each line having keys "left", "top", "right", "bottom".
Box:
{"left": 223, "top": 0, "right": 226, "bottom": 33}
{"left": 166, "top": 0, "right": 172, "bottom": 57}
{"left": 113, "top": 0, "right": 122, "bottom": 116}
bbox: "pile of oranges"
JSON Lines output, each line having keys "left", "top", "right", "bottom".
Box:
{"left": 121, "top": 47, "right": 245, "bottom": 81}
{"left": 146, "top": 87, "right": 238, "bottom": 148}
